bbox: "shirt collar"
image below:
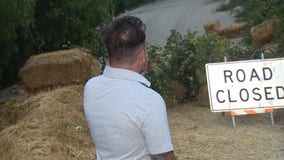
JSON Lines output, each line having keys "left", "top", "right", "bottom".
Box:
{"left": 103, "top": 65, "right": 151, "bottom": 87}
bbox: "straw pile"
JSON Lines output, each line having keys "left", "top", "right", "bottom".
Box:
{"left": 251, "top": 17, "right": 280, "bottom": 46}
{"left": 216, "top": 22, "right": 247, "bottom": 39}
{"left": 0, "top": 85, "right": 96, "bottom": 160}
{"left": 196, "top": 84, "right": 209, "bottom": 107}
{"left": 203, "top": 20, "right": 247, "bottom": 39}
{"left": 1, "top": 48, "right": 101, "bottom": 159}
{"left": 19, "top": 48, "right": 100, "bottom": 91}
{"left": 203, "top": 19, "right": 221, "bottom": 33}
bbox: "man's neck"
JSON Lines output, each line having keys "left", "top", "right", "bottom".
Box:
{"left": 110, "top": 63, "right": 139, "bottom": 74}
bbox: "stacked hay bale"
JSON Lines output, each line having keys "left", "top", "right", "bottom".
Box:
{"left": 204, "top": 17, "right": 281, "bottom": 47}
{"left": 19, "top": 48, "right": 100, "bottom": 91}
{"left": 204, "top": 19, "right": 247, "bottom": 39}
{"left": 203, "top": 19, "right": 221, "bottom": 34}
{"left": 196, "top": 84, "right": 209, "bottom": 107}
{"left": 250, "top": 18, "right": 280, "bottom": 47}
{"left": 216, "top": 22, "right": 247, "bottom": 39}
{"left": 0, "top": 48, "right": 100, "bottom": 160}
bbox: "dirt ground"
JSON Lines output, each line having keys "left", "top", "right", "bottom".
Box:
{"left": 0, "top": 84, "right": 283, "bottom": 160}
{"left": 169, "top": 102, "right": 284, "bottom": 160}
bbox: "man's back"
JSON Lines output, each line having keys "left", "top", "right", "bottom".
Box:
{"left": 84, "top": 66, "right": 173, "bottom": 160}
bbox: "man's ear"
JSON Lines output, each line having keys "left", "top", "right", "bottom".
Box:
{"left": 137, "top": 49, "right": 145, "bottom": 63}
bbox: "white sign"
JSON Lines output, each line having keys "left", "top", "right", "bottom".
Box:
{"left": 206, "top": 58, "right": 284, "bottom": 112}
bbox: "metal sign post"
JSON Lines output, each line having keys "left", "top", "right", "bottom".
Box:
{"left": 230, "top": 53, "right": 275, "bottom": 128}
{"left": 260, "top": 53, "right": 275, "bottom": 126}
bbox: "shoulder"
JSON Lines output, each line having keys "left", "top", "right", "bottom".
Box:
{"left": 83, "top": 75, "right": 105, "bottom": 96}
{"left": 85, "top": 75, "right": 102, "bottom": 83}
{"left": 84, "top": 75, "right": 104, "bottom": 87}
{"left": 136, "top": 84, "right": 165, "bottom": 106}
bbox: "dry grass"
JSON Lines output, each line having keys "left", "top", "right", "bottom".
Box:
{"left": 169, "top": 103, "right": 284, "bottom": 160}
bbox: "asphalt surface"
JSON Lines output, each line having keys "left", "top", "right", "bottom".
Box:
{"left": 124, "top": 0, "right": 235, "bottom": 46}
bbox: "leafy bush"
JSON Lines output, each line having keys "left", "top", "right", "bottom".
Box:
{"left": 217, "top": 0, "right": 284, "bottom": 25}
{"left": 163, "top": 30, "right": 199, "bottom": 98}
{"left": 146, "top": 29, "right": 276, "bottom": 101}
{"left": 146, "top": 68, "right": 174, "bottom": 98}
{"left": 238, "top": 0, "right": 279, "bottom": 25}
{"left": 146, "top": 46, "right": 174, "bottom": 98}
{"left": 146, "top": 30, "right": 234, "bottom": 99}
{"left": 147, "top": 1, "right": 284, "bottom": 102}
{"left": 195, "top": 32, "right": 232, "bottom": 83}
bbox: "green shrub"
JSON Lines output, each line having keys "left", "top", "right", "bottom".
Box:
{"left": 146, "top": 45, "right": 174, "bottom": 98}
{"left": 217, "top": 0, "right": 284, "bottom": 26}
{"left": 146, "top": 68, "right": 174, "bottom": 98}
{"left": 145, "top": 29, "right": 279, "bottom": 101}
{"left": 195, "top": 33, "right": 231, "bottom": 84}
{"left": 163, "top": 30, "right": 199, "bottom": 98}
{"left": 147, "top": 0, "right": 284, "bottom": 102}
{"left": 146, "top": 30, "right": 234, "bottom": 99}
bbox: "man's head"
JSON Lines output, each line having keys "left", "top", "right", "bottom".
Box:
{"left": 104, "top": 16, "right": 148, "bottom": 75}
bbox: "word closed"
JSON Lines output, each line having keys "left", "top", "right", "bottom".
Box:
{"left": 206, "top": 58, "right": 284, "bottom": 112}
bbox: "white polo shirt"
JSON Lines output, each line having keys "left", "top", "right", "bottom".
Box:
{"left": 83, "top": 65, "right": 173, "bottom": 160}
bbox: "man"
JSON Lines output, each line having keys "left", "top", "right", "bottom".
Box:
{"left": 83, "top": 15, "right": 176, "bottom": 160}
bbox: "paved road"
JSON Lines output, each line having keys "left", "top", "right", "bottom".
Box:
{"left": 124, "top": 0, "right": 235, "bottom": 46}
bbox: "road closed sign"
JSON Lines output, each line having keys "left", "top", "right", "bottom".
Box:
{"left": 206, "top": 58, "right": 284, "bottom": 112}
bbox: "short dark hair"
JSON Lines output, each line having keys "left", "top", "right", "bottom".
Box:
{"left": 104, "top": 16, "right": 146, "bottom": 64}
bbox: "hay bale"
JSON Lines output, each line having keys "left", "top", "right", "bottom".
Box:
{"left": 171, "top": 80, "right": 188, "bottom": 101}
{"left": 164, "top": 95, "right": 178, "bottom": 109}
{"left": 216, "top": 22, "right": 247, "bottom": 39}
{"left": 19, "top": 48, "right": 100, "bottom": 91}
{"left": 203, "top": 19, "right": 221, "bottom": 33}
{"left": 163, "top": 80, "right": 188, "bottom": 108}
{"left": 196, "top": 84, "right": 209, "bottom": 107}
{"left": 250, "top": 18, "right": 280, "bottom": 46}
{"left": 0, "top": 85, "right": 96, "bottom": 160}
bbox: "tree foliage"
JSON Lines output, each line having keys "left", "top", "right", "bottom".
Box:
{"left": 1, "top": 0, "right": 155, "bottom": 88}
{"left": 33, "top": 0, "right": 111, "bottom": 54}
{"left": 0, "top": 0, "right": 35, "bottom": 88}
{"left": 218, "top": 0, "right": 284, "bottom": 24}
